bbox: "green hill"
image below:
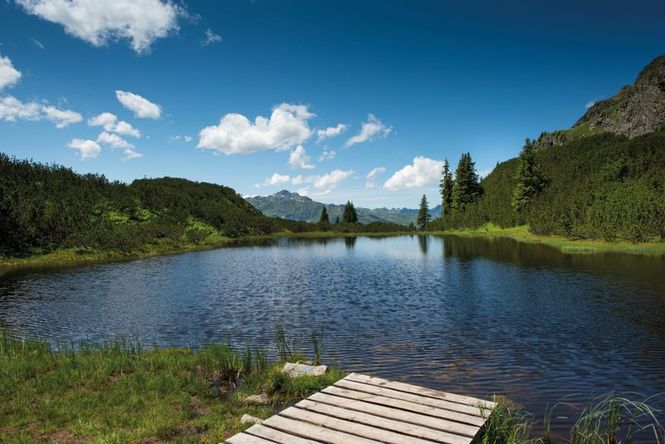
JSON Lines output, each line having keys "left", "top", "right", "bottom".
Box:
{"left": 0, "top": 155, "right": 307, "bottom": 257}
{"left": 431, "top": 54, "right": 665, "bottom": 243}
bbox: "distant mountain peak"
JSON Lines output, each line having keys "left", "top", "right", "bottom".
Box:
{"left": 273, "top": 189, "right": 296, "bottom": 198}
{"left": 271, "top": 189, "right": 312, "bottom": 202}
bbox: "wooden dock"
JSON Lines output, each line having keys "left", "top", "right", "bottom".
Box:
{"left": 226, "top": 373, "right": 496, "bottom": 444}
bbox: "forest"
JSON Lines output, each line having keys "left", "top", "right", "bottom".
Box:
{"left": 0, "top": 154, "right": 406, "bottom": 258}
{"left": 430, "top": 129, "right": 665, "bottom": 242}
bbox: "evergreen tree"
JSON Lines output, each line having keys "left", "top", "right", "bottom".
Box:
{"left": 451, "top": 152, "right": 482, "bottom": 211}
{"left": 511, "top": 139, "right": 546, "bottom": 212}
{"left": 439, "top": 158, "right": 454, "bottom": 215}
{"left": 319, "top": 206, "right": 329, "bottom": 223}
{"left": 342, "top": 201, "right": 358, "bottom": 223}
{"left": 334, "top": 215, "right": 340, "bottom": 224}
{"left": 416, "top": 195, "right": 431, "bottom": 230}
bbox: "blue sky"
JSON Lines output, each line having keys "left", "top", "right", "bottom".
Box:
{"left": 1, "top": 0, "right": 664, "bottom": 208}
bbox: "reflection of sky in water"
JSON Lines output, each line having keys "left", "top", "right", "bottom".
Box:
{"left": 1, "top": 235, "right": 664, "bottom": 439}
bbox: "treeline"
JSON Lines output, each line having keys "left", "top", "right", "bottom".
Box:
{"left": 429, "top": 129, "right": 665, "bottom": 242}
{"left": 0, "top": 154, "right": 405, "bottom": 257}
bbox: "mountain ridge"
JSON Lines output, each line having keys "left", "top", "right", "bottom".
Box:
{"left": 246, "top": 190, "right": 441, "bottom": 225}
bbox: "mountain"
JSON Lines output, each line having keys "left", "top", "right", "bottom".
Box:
{"left": 246, "top": 190, "right": 442, "bottom": 225}
{"left": 534, "top": 54, "right": 665, "bottom": 148}
{"left": 431, "top": 54, "right": 665, "bottom": 242}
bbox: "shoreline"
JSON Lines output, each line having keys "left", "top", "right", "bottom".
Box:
{"left": 431, "top": 224, "right": 665, "bottom": 256}
{"left": 2, "top": 226, "right": 663, "bottom": 275}
{"left": 0, "top": 230, "right": 413, "bottom": 275}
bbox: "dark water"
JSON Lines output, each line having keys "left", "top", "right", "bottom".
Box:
{"left": 1, "top": 235, "right": 664, "bottom": 440}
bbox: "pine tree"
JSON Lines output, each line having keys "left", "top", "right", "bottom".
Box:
{"left": 451, "top": 152, "right": 482, "bottom": 211}
{"left": 416, "top": 195, "right": 431, "bottom": 230}
{"left": 342, "top": 201, "right": 358, "bottom": 223}
{"left": 512, "top": 139, "right": 546, "bottom": 212}
{"left": 334, "top": 216, "right": 340, "bottom": 224}
{"left": 439, "top": 158, "right": 454, "bottom": 215}
{"left": 319, "top": 206, "right": 329, "bottom": 223}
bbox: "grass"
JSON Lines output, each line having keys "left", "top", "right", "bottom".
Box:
{"left": 0, "top": 230, "right": 414, "bottom": 276}
{"left": 1, "top": 328, "right": 663, "bottom": 443}
{"left": 0, "top": 329, "right": 346, "bottom": 443}
{"left": 432, "top": 224, "right": 665, "bottom": 256}
{"left": 481, "top": 394, "right": 664, "bottom": 444}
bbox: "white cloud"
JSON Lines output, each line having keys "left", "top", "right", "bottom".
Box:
{"left": 0, "top": 96, "right": 82, "bottom": 128}
{"left": 16, "top": 0, "right": 182, "bottom": 54}
{"left": 288, "top": 145, "right": 314, "bottom": 169}
{"left": 198, "top": 103, "right": 315, "bottom": 155}
{"left": 383, "top": 156, "right": 444, "bottom": 191}
{"left": 42, "top": 105, "right": 83, "bottom": 128}
{"left": 95, "top": 132, "right": 142, "bottom": 160}
{"left": 68, "top": 138, "right": 101, "bottom": 159}
{"left": 312, "top": 169, "right": 353, "bottom": 190}
{"left": 0, "top": 96, "right": 41, "bottom": 122}
{"left": 122, "top": 147, "right": 142, "bottom": 160}
{"left": 585, "top": 100, "right": 596, "bottom": 109}
{"left": 319, "top": 149, "right": 336, "bottom": 161}
{"left": 97, "top": 131, "right": 134, "bottom": 149}
{"left": 0, "top": 55, "right": 22, "bottom": 91}
{"left": 88, "top": 112, "right": 140, "bottom": 137}
{"left": 31, "top": 38, "right": 45, "bottom": 49}
{"left": 88, "top": 112, "right": 116, "bottom": 128}
{"left": 263, "top": 173, "right": 291, "bottom": 187}
{"left": 365, "top": 167, "right": 386, "bottom": 189}
{"left": 115, "top": 90, "right": 161, "bottom": 119}
{"left": 114, "top": 120, "right": 141, "bottom": 137}
{"left": 316, "top": 123, "right": 347, "bottom": 142}
{"left": 202, "top": 28, "right": 222, "bottom": 46}
{"left": 344, "top": 114, "right": 391, "bottom": 147}
{"left": 259, "top": 169, "right": 353, "bottom": 193}
{"left": 169, "top": 134, "right": 193, "bottom": 143}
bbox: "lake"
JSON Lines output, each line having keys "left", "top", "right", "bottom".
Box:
{"left": 1, "top": 235, "right": 664, "bottom": 439}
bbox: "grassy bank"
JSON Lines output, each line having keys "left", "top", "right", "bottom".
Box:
{"left": 2, "top": 329, "right": 663, "bottom": 443}
{"left": 0, "top": 230, "right": 413, "bottom": 275}
{"left": 432, "top": 224, "right": 665, "bottom": 256}
{"left": 0, "top": 330, "right": 345, "bottom": 443}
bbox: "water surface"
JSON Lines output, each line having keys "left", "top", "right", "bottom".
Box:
{"left": 1, "top": 235, "right": 664, "bottom": 440}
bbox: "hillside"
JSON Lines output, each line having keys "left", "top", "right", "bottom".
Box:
{"left": 247, "top": 190, "right": 442, "bottom": 225}
{"left": 0, "top": 155, "right": 411, "bottom": 259}
{"left": 431, "top": 54, "right": 665, "bottom": 242}
{"left": 0, "top": 154, "right": 306, "bottom": 257}
{"left": 534, "top": 54, "right": 665, "bottom": 148}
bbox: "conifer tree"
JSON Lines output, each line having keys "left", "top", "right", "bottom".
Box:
{"left": 416, "top": 195, "right": 431, "bottom": 230}
{"left": 439, "top": 158, "right": 454, "bottom": 215}
{"left": 319, "top": 206, "right": 330, "bottom": 223}
{"left": 334, "top": 215, "right": 340, "bottom": 224}
{"left": 512, "top": 139, "right": 546, "bottom": 212}
{"left": 451, "top": 152, "right": 482, "bottom": 211}
{"left": 342, "top": 201, "right": 358, "bottom": 223}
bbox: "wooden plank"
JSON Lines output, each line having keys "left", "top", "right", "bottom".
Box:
{"left": 345, "top": 373, "right": 496, "bottom": 409}
{"left": 263, "top": 414, "right": 382, "bottom": 444}
{"left": 296, "top": 399, "right": 472, "bottom": 444}
{"left": 335, "top": 379, "right": 486, "bottom": 418}
{"left": 280, "top": 406, "right": 438, "bottom": 444}
{"left": 322, "top": 385, "right": 486, "bottom": 427}
{"left": 225, "top": 432, "right": 275, "bottom": 444}
{"left": 245, "top": 423, "right": 322, "bottom": 444}
{"left": 309, "top": 391, "right": 480, "bottom": 438}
